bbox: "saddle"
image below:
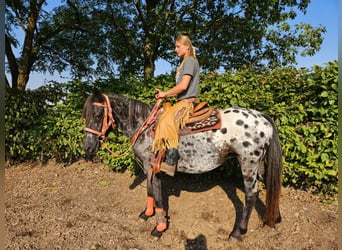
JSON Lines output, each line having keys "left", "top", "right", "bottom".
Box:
{"left": 148, "top": 101, "right": 222, "bottom": 172}
{"left": 189, "top": 102, "right": 212, "bottom": 122}
{"left": 152, "top": 101, "right": 222, "bottom": 137}
{"left": 180, "top": 102, "right": 221, "bottom": 135}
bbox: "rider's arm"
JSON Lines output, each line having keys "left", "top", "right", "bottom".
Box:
{"left": 155, "top": 74, "right": 192, "bottom": 99}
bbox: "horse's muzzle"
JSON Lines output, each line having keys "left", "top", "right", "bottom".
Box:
{"left": 82, "top": 133, "right": 100, "bottom": 155}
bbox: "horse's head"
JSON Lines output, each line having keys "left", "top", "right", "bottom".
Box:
{"left": 82, "top": 90, "right": 115, "bottom": 155}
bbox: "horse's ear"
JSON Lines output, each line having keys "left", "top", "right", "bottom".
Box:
{"left": 82, "top": 95, "right": 91, "bottom": 119}
{"left": 93, "top": 88, "right": 102, "bottom": 98}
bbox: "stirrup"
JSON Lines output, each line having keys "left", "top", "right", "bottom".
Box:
{"left": 160, "top": 162, "right": 176, "bottom": 176}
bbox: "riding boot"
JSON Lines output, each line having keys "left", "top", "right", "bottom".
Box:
{"left": 160, "top": 148, "right": 179, "bottom": 177}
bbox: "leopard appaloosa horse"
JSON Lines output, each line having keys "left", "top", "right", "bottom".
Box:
{"left": 82, "top": 90, "right": 282, "bottom": 241}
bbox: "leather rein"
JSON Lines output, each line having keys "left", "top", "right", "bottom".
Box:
{"left": 84, "top": 94, "right": 162, "bottom": 156}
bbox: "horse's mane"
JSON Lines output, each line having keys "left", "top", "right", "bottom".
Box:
{"left": 107, "top": 94, "right": 153, "bottom": 129}
{"left": 82, "top": 92, "right": 153, "bottom": 131}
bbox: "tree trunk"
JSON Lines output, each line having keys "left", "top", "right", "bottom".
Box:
{"left": 6, "top": 0, "right": 45, "bottom": 90}
{"left": 17, "top": 70, "right": 30, "bottom": 91}
{"left": 136, "top": 0, "right": 160, "bottom": 79}
{"left": 143, "top": 41, "right": 155, "bottom": 78}
{"left": 5, "top": 35, "right": 18, "bottom": 89}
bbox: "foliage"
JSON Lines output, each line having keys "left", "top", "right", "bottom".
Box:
{"left": 197, "top": 62, "right": 338, "bottom": 196}
{"left": 5, "top": 62, "right": 338, "bottom": 197}
{"left": 96, "top": 131, "right": 140, "bottom": 175}
{"left": 5, "top": 0, "right": 78, "bottom": 90}
{"left": 5, "top": 82, "right": 89, "bottom": 164}
{"left": 276, "top": 62, "right": 338, "bottom": 196}
{"left": 89, "top": 62, "right": 338, "bottom": 196}
{"left": 6, "top": 0, "right": 325, "bottom": 90}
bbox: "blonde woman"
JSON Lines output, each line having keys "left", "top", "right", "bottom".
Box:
{"left": 152, "top": 35, "right": 200, "bottom": 176}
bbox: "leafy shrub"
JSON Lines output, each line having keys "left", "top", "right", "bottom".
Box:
{"left": 274, "top": 62, "right": 338, "bottom": 196}
{"left": 5, "top": 62, "right": 338, "bottom": 196}
{"left": 5, "top": 82, "right": 88, "bottom": 164}
{"left": 96, "top": 131, "right": 139, "bottom": 174}
{"left": 5, "top": 89, "right": 50, "bottom": 162}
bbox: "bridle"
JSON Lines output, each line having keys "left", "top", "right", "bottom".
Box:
{"left": 84, "top": 94, "right": 116, "bottom": 141}
{"left": 83, "top": 94, "right": 162, "bottom": 156}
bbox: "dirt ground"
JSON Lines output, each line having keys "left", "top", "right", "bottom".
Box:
{"left": 5, "top": 160, "right": 338, "bottom": 250}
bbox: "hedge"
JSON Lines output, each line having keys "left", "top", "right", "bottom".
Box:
{"left": 5, "top": 61, "right": 338, "bottom": 196}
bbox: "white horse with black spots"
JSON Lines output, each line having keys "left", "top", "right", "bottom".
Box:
{"left": 82, "top": 90, "right": 282, "bottom": 241}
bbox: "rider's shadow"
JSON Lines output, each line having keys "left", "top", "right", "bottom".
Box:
{"left": 184, "top": 234, "right": 208, "bottom": 250}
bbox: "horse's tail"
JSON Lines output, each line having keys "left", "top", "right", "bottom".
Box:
{"left": 262, "top": 114, "right": 283, "bottom": 228}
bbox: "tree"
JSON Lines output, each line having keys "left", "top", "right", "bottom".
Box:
{"left": 6, "top": 0, "right": 48, "bottom": 90}
{"left": 6, "top": 0, "right": 326, "bottom": 90}
{"left": 5, "top": 0, "right": 87, "bottom": 90}
{"left": 87, "top": 0, "right": 326, "bottom": 76}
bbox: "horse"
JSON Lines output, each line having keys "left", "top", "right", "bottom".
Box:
{"left": 82, "top": 90, "right": 283, "bottom": 241}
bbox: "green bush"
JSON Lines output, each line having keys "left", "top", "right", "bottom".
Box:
{"left": 198, "top": 62, "right": 338, "bottom": 196}
{"left": 96, "top": 131, "right": 139, "bottom": 174}
{"left": 274, "top": 62, "right": 338, "bottom": 196}
{"left": 5, "top": 62, "right": 338, "bottom": 196}
{"left": 5, "top": 82, "right": 88, "bottom": 164}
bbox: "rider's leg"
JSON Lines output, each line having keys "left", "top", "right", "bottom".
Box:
{"left": 160, "top": 148, "right": 179, "bottom": 176}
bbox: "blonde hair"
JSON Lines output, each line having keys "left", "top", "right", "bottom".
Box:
{"left": 176, "top": 35, "right": 197, "bottom": 72}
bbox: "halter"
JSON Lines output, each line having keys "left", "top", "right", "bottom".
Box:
{"left": 84, "top": 94, "right": 116, "bottom": 141}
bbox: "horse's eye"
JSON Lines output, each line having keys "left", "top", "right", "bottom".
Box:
{"left": 95, "top": 114, "right": 102, "bottom": 120}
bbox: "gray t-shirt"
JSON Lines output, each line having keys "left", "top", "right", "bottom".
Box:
{"left": 176, "top": 57, "right": 200, "bottom": 101}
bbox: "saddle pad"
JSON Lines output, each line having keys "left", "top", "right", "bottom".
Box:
{"left": 179, "top": 109, "right": 222, "bottom": 136}
{"left": 150, "top": 109, "right": 222, "bottom": 138}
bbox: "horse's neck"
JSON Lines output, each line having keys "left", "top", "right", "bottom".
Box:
{"left": 110, "top": 95, "right": 152, "bottom": 139}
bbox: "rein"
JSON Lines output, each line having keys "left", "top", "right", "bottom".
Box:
{"left": 130, "top": 98, "right": 162, "bottom": 145}
{"left": 84, "top": 94, "right": 162, "bottom": 157}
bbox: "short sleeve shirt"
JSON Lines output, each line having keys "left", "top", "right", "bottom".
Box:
{"left": 176, "top": 57, "right": 200, "bottom": 100}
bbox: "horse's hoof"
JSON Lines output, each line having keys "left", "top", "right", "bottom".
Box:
{"left": 229, "top": 231, "right": 242, "bottom": 242}
{"left": 276, "top": 214, "right": 282, "bottom": 223}
{"left": 240, "top": 227, "right": 247, "bottom": 235}
{"left": 151, "top": 227, "right": 163, "bottom": 238}
{"left": 229, "top": 234, "right": 243, "bottom": 244}
{"left": 139, "top": 210, "right": 153, "bottom": 221}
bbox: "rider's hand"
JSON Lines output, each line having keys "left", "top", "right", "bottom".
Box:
{"left": 155, "top": 89, "right": 167, "bottom": 99}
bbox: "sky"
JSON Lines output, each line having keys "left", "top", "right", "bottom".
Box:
{"left": 10, "top": 0, "right": 338, "bottom": 90}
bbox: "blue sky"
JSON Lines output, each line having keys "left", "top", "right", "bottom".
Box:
{"left": 291, "top": 0, "right": 338, "bottom": 68}
{"left": 18, "top": 0, "right": 338, "bottom": 89}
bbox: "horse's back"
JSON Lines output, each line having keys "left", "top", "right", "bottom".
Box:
{"left": 176, "top": 107, "right": 273, "bottom": 174}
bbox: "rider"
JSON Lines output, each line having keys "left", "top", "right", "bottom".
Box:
{"left": 152, "top": 35, "right": 200, "bottom": 176}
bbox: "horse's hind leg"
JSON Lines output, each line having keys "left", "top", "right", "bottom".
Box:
{"left": 230, "top": 161, "right": 259, "bottom": 241}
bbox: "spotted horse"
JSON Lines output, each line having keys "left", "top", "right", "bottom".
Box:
{"left": 82, "top": 90, "right": 283, "bottom": 241}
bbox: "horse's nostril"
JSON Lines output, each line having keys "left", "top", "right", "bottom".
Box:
{"left": 83, "top": 142, "right": 99, "bottom": 155}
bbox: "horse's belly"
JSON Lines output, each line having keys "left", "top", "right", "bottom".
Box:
{"left": 177, "top": 132, "right": 225, "bottom": 174}
{"left": 177, "top": 154, "right": 222, "bottom": 174}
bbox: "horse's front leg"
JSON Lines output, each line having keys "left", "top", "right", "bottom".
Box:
{"left": 139, "top": 168, "right": 168, "bottom": 237}
{"left": 150, "top": 171, "right": 168, "bottom": 237}
{"left": 139, "top": 168, "right": 155, "bottom": 220}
